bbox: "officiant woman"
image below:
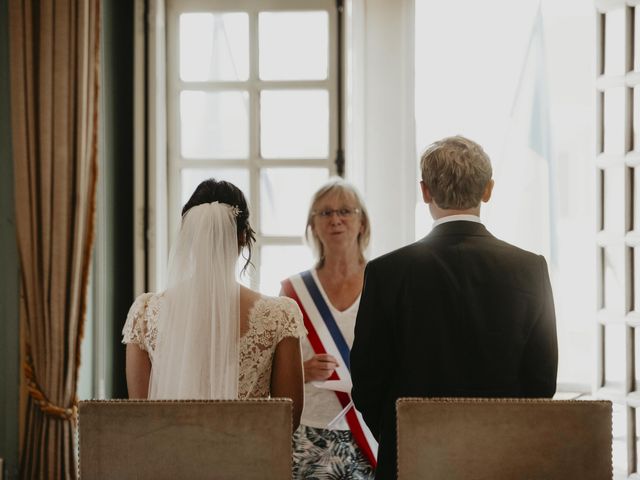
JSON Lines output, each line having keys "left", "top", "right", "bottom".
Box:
{"left": 281, "top": 178, "right": 376, "bottom": 479}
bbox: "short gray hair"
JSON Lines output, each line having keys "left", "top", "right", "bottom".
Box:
{"left": 305, "top": 178, "right": 371, "bottom": 268}
{"left": 420, "top": 135, "right": 492, "bottom": 209}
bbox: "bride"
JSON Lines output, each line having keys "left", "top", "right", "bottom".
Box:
{"left": 122, "top": 179, "right": 305, "bottom": 428}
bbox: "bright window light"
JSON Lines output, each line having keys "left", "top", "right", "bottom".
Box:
{"left": 415, "top": 0, "right": 596, "bottom": 390}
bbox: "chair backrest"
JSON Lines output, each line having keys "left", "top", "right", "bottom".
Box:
{"left": 396, "top": 398, "right": 612, "bottom": 480}
{"left": 78, "top": 399, "right": 292, "bottom": 480}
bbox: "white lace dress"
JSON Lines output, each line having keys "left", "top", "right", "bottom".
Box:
{"left": 122, "top": 293, "right": 306, "bottom": 398}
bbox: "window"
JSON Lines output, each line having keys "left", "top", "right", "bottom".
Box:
{"left": 597, "top": 3, "right": 637, "bottom": 477}
{"left": 414, "top": 0, "right": 595, "bottom": 390}
{"left": 165, "top": 0, "right": 339, "bottom": 294}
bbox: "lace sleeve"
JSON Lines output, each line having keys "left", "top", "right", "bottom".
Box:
{"left": 121, "top": 293, "right": 154, "bottom": 350}
{"left": 276, "top": 297, "right": 307, "bottom": 343}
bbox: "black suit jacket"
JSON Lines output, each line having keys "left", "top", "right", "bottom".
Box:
{"left": 350, "top": 221, "right": 558, "bottom": 480}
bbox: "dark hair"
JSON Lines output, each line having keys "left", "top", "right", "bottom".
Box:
{"left": 182, "top": 178, "right": 256, "bottom": 273}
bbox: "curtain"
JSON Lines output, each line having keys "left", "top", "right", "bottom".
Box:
{"left": 8, "top": 0, "right": 101, "bottom": 478}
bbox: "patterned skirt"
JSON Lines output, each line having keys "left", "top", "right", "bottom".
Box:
{"left": 292, "top": 425, "right": 375, "bottom": 480}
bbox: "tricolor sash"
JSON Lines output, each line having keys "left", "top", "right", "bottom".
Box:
{"left": 282, "top": 270, "right": 378, "bottom": 468}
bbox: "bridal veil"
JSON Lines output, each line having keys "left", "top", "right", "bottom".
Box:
{"left": 149, "top": 202, "right": 240, "bottom": 399}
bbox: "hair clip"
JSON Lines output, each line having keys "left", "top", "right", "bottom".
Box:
{"left": 230, "top": 205, "right": 241, "bottom": 217}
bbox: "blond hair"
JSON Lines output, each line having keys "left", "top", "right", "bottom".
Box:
{"left": 420, "top": 135, "right": 493, "bottom": 209}
{"left": 305, "top": 178, "right": 371, "bottom": 268}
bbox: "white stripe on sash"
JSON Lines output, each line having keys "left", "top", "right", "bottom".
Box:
{"left": 289, "top": 274, "right": 351, "bottom": 382}
{"left": 288, "top": 273, "right": 378, "bottom": 464}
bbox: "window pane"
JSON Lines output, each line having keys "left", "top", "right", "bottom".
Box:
{"left": 181, "top": 91, "right": 249, "bottom": 159}
{"left": 604, "top": 245, "right": 626, "bottom": 315}
{"left": 605, "top": 9, "right": 626, "bottom": 76}
{"left": 636, "top": 8, "right": 640, "bottom": 72}
{"left": 604, "top": 87, "right": 626, "bottom": 155}
{"left": 260, "top": 168, "right": 329, "bottom": 236}
{"left": 603, "top": 165, "right": 625, "bottom": 234}
{"left": 635, "top": 328, "right": 640, "bottom": 390}
{"left": 612, "top": 403, "right": 629, "bottom": 476}
{"left": 261, "top": 90, "right": 329, "bottom": 159}
{"left": 180, "top": 13, "right": 249, "bottom": 81}
{"left": 634, "top": 246, "right": 640, "bottom": 313}
{"left": 634, "top": 87, "right": 640, "bottom": 152}
{"left": 259, "top": 11, "right": 329, "bottom": 80}
{"left": 604, "top": 323, "right": 626, "bottom": 385}
{"left": 259, "top": 245, "right": 315, "bottom": 295}
{"left": 636, "top": 407, "right": 640, "bottom": 473}
{"left": 627, "top": 167, "right": 640, "bottom": 235}
{"left": 181, "top": 168, "right": 250, "bottom": 206}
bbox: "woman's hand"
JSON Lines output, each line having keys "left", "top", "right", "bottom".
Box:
{"left": 304, "top": 354, "right": 339, "bottom": 383}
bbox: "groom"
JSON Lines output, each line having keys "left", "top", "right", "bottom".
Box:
{"left": 351, "top": 135, "right": 558, "bottom": 479}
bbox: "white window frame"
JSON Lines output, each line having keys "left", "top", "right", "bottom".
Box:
{"left": 136, "top": 0, "right": 339, "bottom": 293}
{"left": 134, "top": 0, "right": 170, "bottom": 294}
{"left": 596, "top": 0, "right": 639, "bottom": 478}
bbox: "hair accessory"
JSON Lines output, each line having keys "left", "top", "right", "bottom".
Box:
{"left": 229, "top": 205, "right": 241, "bottom": 217}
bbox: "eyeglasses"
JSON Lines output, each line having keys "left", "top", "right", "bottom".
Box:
{"left": 313, "top": 207, "right": 361, "bottom": 219}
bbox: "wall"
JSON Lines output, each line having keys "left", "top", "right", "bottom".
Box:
{"left": 99, "top": 0, "right": 135, "bottom": 399}
{"left": 346, "top": 0, "right": 417, "bottom": 258}
{"left": 0, "top": 0, "right": 21, "bottom": 477}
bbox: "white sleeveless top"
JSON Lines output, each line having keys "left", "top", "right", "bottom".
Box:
{"left": 299, "top": 270, "right": 360, "bottom": 430}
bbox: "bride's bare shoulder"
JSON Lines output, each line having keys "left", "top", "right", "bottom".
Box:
{"left": 240, "top": 286, "right": 263, "bottom": 308}
{"left": 240, "top": 287, "right": 298, "bottom": 317}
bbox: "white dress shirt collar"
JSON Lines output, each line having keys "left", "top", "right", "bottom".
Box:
{"left": 432, "top": 214, "right": 482, "bottom": 228}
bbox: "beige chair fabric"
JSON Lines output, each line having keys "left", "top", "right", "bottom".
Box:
{"left": 396, "top": 398, "right": 612, "bottom": 480}
{"left": 78, "top": 399, "right": 293, "bottom": 480}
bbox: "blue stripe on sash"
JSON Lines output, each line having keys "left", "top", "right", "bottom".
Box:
{"left": 300, "top": 270, "right": 351, "bottom": 370}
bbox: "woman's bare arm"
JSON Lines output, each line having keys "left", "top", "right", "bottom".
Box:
{"left": 279, "top": 287, "right": 334, "bottom": 385}
{"left": 271, "top": 336, "right": 304, "bottom": 431}
{"left": 126, "top": 344, "right": 151, "bottom": 399}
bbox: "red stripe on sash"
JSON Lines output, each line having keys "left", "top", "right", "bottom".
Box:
{"left": 336, "top": 391, "right": 377, "bottom": 467}
{"left": 281, "top": 278, "right": 377, "bottom": 468}
{"left": 282, "top": 279, "right": 338, "bottom": 381}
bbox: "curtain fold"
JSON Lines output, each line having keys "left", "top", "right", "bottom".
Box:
{"left": 8, "top": 0, "right": 101, "bottom": 478}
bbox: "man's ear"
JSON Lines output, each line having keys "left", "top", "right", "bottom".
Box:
{"left": 481, "top": 179, "right": 494, "bottom": 203}
{"left": 420, "top": 181, "right": 432, "bottom": 204}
